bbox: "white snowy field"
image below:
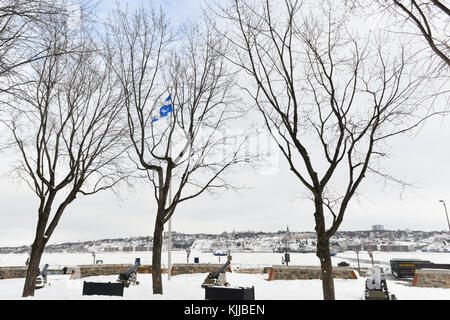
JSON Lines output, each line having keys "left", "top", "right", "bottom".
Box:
{"left": 1, "top": 250, "right": 448, "bottom": 270}
{"left": 1, "top": 272, "right": 449, "bottom": 300}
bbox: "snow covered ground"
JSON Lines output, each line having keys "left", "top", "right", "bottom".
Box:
{"left": 0, "top": 251, "right": 448, "bottom": 300}
{"left": 1, "top": 272, "right": 449, "bottom": 300}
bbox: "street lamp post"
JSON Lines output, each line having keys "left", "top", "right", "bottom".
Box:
{"left": 368, "top": 251, "right": 374, "bottom": 266}
{"left": 355, "top": 250, "right": 361, "bottom": 274}
{"left": 439, "top": 200, "right": 450, "bottom": 232}
{"left": 186, "top": 248, "right": 191, "bottom": 264}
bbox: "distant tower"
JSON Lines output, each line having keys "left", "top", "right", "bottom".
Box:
{"left": 286, "top": 225, "right": 290, "bottom": 234}
{"left": 372, "top": 225, "right": 384, "bottom": 232}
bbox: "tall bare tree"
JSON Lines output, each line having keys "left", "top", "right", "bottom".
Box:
{"left": 2, "top": 18, "right": 128, "bottom": 297}
{"left": 212, "top": 0, "right": 445, "bottom": 300}
{"left": 104, "top": 6, "right": 247, "bottom": 294}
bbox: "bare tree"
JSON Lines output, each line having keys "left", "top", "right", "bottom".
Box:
{"left": 211, "top": 0, "right": 445, "bottom": 300}
{"left": 2, "top": 19, "right": 128, "bottom": 297}
{"left": 104, "top": 6, "right": 247, "bottom": 294}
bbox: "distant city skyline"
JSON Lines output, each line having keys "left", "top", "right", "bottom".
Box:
{"left": 1, "top": 226, "right": 447, "bottom": 249}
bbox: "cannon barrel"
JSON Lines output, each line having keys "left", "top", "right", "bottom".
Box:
{"left": 212, "top": 261, "right": 231, "bottom": 278}
{"left": 40, "top": 264, "right": 49, "bottom": 277}
{"left": 121, "top": 258, "right": 141, "bottom": 279}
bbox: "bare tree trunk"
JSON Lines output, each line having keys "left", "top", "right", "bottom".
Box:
{"left": 22, "top": 236, "right": 45, "bottom": 297}
{"left": 317, "top": 237, "right": 335, "bottom": 300}
{"left": 314, "top": 199, "right": 335, "bottom": 300}
{"left": 152, "top": 214, "right": 165, "bottom": 295}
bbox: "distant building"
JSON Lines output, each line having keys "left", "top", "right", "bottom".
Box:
{"left": 372, "top": 225, "right": 384, "bottom": 231}
{"left": 380, "top": 245, "right": 409, "bottom": 252}
{"left": 135, "top": 246, "right": 150, "bottom": 252}
{"left": 164, "top": 231, "right": 180, "bottom": 238}
{"left": 122, "top": 246, "right": 134, "bottom": 252}
{"left": 347, "top": 245, "right": 362, "bottom": 251}
{"left": 363, "top": 244, "right": 378, "bottom": 251}
{"left": 291, "top": 234, "right": 309, "bottom": 239}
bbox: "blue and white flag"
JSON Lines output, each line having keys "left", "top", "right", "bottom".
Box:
{"left": 152, "top": 95, "right": 173, "bottom": 123}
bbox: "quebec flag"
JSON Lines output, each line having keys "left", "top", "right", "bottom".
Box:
{"left": 152, "top": 95, "right": 173, "bottom": 123}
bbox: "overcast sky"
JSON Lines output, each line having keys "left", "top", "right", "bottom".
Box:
{"left": 0, "top": 0, "right": 449, "bottom": 247}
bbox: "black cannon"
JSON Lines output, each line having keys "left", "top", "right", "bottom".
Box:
{"left": 35, "top": 264, "right": 49, "bottom": 289}
{"left": 202, "top": 261, "right": 231, "bottom": 288}
{"left": 117, "top": 258, "right": 141, "bottom": 288}
{"left": 82, "top": 259, "right": 141, "bottom": 296}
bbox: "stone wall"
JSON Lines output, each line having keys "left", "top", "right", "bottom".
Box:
{"left": 137, "top": 265, "right": 152, "bottom": 274}
{"left": 170, "top": 264, "right": 232, "bottom": 276}
{"left": 2, "top": 264, "right": 360, "bottom": 281}
{"left": 0, "top": 266, "right": 28, "bottom": 280}
{"left": 267, "top": 265, "right": 358, "bottom": 281}
{"left": 234, "top": 267, "right": 263, "bottom": 275}
{"left": 412, "top": 269, "right": 450, "bottom": 288}
{"left": 73, "top": 264, "right": 133, "bottom": 278}
{"left": 0, "top": 264, "right": 166, "bottom": 280}
{"left": 0, "top": 266, "right": 74, "bottom": 279}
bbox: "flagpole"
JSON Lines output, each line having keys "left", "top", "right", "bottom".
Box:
{"left": 168, "top": 142, "right": 172, "bottom": 281}
{"left": 153, "top": 93, "right": 174, "bottom": 281}
{"left": 167, "top": 93, "right": 173, "bottom": 282}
